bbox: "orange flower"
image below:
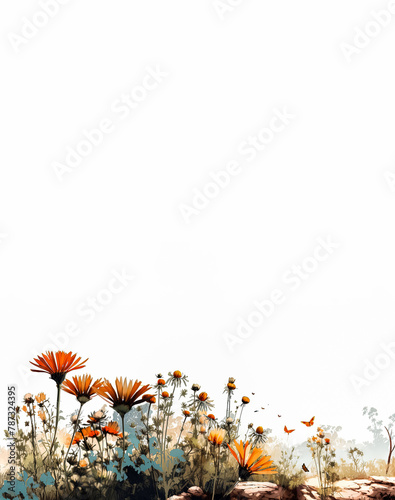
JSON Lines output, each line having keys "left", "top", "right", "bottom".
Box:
{"left": 227, "top": 382, "right": 236, "bottom": 390}
{"left": 256, "top": 426, "right": 264, "bottom": 435}
{"left": 62, "top": 375, "right": 102, "bottom": 404}
{"left": 30, "top": 351, "right": 88, "bottom": 385}
{"left": 183, "top": 410, "right": 191, "bottom": 417}
{"left": 227, "top": 440, "right": 277, "bottom": 480}
{"left": 200, "top": 426, "right": 207, "bottom": 434}
{"left": 157, "top": 379, "right": 166, "bottom": 386}
{"left": 35, "top": 393, "right": 46, "bottom": 404}
{"left": 142, "top": 394, "right": 156, "bottom": 404}
{"left": 198, "top": 392, "right": 208, "bottom": 402}
{"left": 208, "top": 414, "right": 216, "bottom": 420}
{"left": 325, "top": 438, "right": 330, "bottom": 444}
{"left": 208, "top": 428, "right": 225, "bottom": 446}
{"left": 81, "top": 426, "right": 100, "bottom": 438}
{"left": 162, "top": 391, "right": 170, "bottom": 399}
{"left": 38, "top": 410, "right": 46, "bottom": 422}
{"left": 79, "top": 459, "right": 89, "bottom": 468}
{"left": 22, "top": 405, "right": 27, "bottom": 413}
{"left": 242, "top": 396, "right": 250, "bottom": 405}
{"left": 97, "top": 377, "right": 151, "bottom": 417}
{"left": 72, "top": 432, "right": 83, "bottom": 445}
{"left": 173, "top": 370, "right": 182, "bottom": 378}
{"left": 102, "top": 421, "right": 122, "bottom": 437}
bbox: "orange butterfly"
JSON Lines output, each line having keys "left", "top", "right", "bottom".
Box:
{"left": 302, "top": 463, "right": 309, "bottom": 472}
{"left": 284, "top": 425, "right": 295, "bottom": 434}
{"left": 301, "top": 416, "right": 315, "bottom": 427}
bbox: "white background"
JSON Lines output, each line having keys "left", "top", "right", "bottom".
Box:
{"left": 1, "top": 0, "right": 395, "bottom": 447}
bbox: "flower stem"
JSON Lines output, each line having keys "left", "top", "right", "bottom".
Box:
{"left": 49, "top": 383, "right": 61, "bottom": 461}
{"left": 64, "top": 403, "right": 83, "bottom": 491}
{"left": 120, "top": 414, "right": 125, "bottom": 478}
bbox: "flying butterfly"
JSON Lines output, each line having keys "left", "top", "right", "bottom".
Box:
{"left": 302, "top": 463, "right": 309, "bottom": 473}
{"left": 301, "top": 416, "right": 315, "bottom": 427}
{"left": 284, "top": 425, "right": 295, "bottom": 434}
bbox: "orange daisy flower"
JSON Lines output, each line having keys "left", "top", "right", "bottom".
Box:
{"left": 62, "top": 375, "right": 102, "bottom": 404}
{"left": 102, "top": 421, "right": 122, "bottom": 437}
{"left": 227, "top": 440, "right": 277, "bottom": 480}
{"left": 97, "top": 377, "right": 151, "bottom": 417}
{"left": 30, "top": 351, "right": 88, "bottom": 385}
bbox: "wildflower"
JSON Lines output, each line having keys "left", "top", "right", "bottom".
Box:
{"left": 81, "top": 426, "right": 100, "bottom": 439}
{"left": 102, "top": 421, "right": 122, "bottom": 437}
{"left": 167, "top": 370, "right": 188, "bottom": 388}
{"left": 97, "top": 377, "right": 151, "bottom": 417}
{"left": 227, "top": 382, "right": 236, "bottom": 390}
{"left": 325, "top": 438, "right": 330, "bottom": 444}
{"left": 228, "top": 440, "right": 277, "bottom": 480}
{"left": 249, "top": 426, "right": 268, "bottom": 446}
{"left": 142, "top": 394, "right": 156, "bottom": 404}
{"left": 241, "top": 396, "right": 250, "bottom": 405}
{"left": 30, "top": 351, "right": 88, "bottom": 385}
{"left": 207, "top": 414, "right": 216, "bottom": 421}
{"left": 196, "top": 392, "right": 214, "bottom": 412}
{"left": 226, "top": 417, "right": 234, "bottom": 425}
{"left": 38, "top": 410, "right": 46, "bottom": 422}
{"left": 58, "top": 429, "right": 72, "bottom": 447}
{"left": 200, "top": 426, "right": 207, "bottom": 434}
{"left": 191, "top": 383, "right": 200, "bottom": 392}
{"left": 79, "top": 459, "right": 89, "bottom": 468}
{"left": 162, "top": 391, "right": 170, "bottom": 399}
{"left": 208, "top": 428, "right": 226, "bottom": 446}
{"left": 183, "top": 410, "right": 191, "bottom": 417}
{"left": 35, "top": 393, "right": 46, "bottom": 404}
{"left": 62, "top": 375, "right": 103, "bottom": 404}
{"left": 88, "top": 410, "right": 106, "bottom": 424}
{"left": 22, "top": 406, "right": 28, "bottom": 413}
{"left": 24, "top": 394, "right": 34, "bottom": 404}
{"left": 70, "top": 415, "right": 79, "bottom": 424}
{"left": 157, "top": 379, "right": 166, "bottom": 386}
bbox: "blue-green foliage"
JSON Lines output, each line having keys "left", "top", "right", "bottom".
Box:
{"left": 0, "top": 470, "right": 55, "bottom": 499}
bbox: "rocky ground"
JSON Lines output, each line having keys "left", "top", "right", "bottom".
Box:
{"left": 168, "top": 477, "right": 395, "bottom": 499}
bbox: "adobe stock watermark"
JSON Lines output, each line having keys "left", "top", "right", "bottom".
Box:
{"left": 212, "top": 0, "right": 247, "bottom": 21}
{"left": 51, "top": 65, "right": 168, "bottom": 182}
{"left": 179, "top": 106, "right": 295, "bottom": 224}
{"left": 340, "top": 0, "right": 395, "bottom": 63}
{"left": 8, "top": 0, "right": 72, "bottom": 54}
{"left": 223, "top": 236, "right": 340, "bottom": 352}
{"left": 17, "top": 268, "right": 134, "bottom": 383}
{"left": 349, "top": 341, "right": 395, "bottom": 394}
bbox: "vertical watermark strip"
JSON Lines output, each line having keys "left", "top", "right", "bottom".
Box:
{"left": 5, "top": 385, "right": 17, "bottom": 495}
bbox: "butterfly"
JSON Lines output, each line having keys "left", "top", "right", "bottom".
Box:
{"left": 302, "top": 463, "right": 309, "bottom": 473}
{"left": 301, "top": 416, "right": 315, "bottom": 427}
{"left": 284, "top": 425, "right": 295, "bottom": 434}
